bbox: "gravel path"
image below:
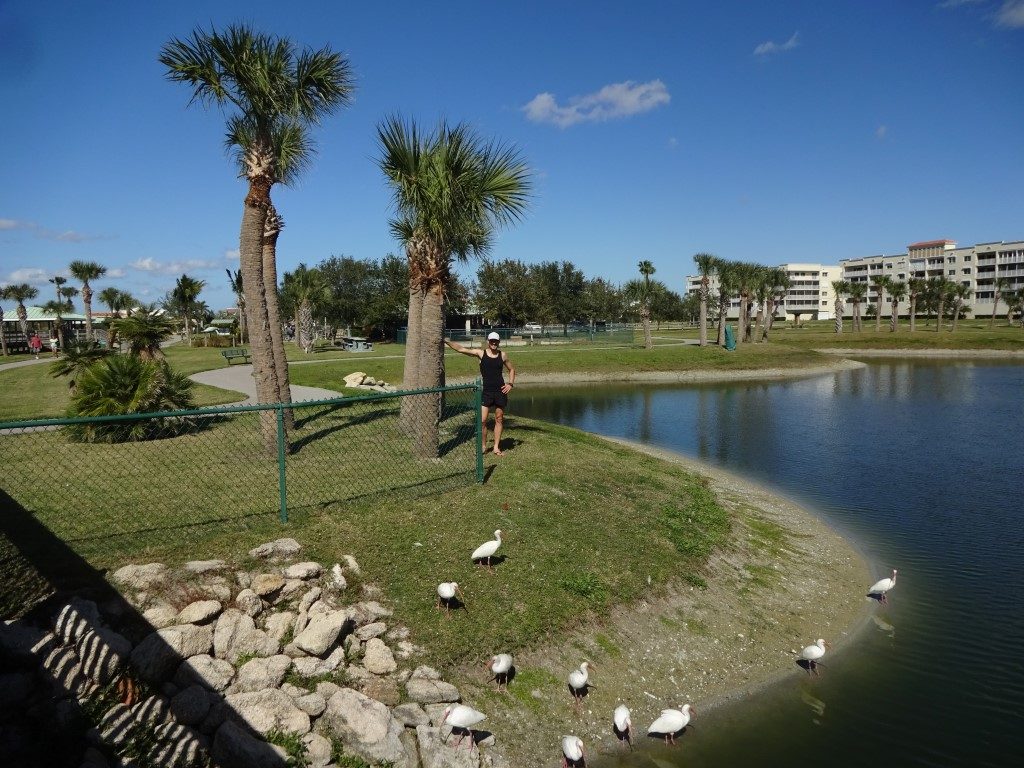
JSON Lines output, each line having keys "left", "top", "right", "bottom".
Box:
{"left": 189, "top": 364, "right": 342, "bottom": 404}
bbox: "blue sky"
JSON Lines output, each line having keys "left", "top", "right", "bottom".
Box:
{"left": 2, "top": 0, "right": 1022, "bottom": 313}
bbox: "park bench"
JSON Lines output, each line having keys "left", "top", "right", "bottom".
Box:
{"left": 221, "top": 348, "right": 251, "bottom": 365}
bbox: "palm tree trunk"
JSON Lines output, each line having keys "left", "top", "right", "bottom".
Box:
{"left": 641, "top": 307, "right": 653, "bottom": 349}
{"left": 936, "top": 298, "right": 945, "bottom": 332}
{"left": 909, "top": 298, "right": 917, "bottom": 332}
{"left": 82, "top": 284, "right": 94, "bottom": 343}
{"left": 990, "top": 293, "right": 999, "bottom": 327}
{"left": 299, "top": 301, "right": 314, "bottom": 353}
{"left": 735, "top": 296, "right": 746, "bottom": 347}
{"left": 754, "top": 302, "right": 765, "bottom": 343}
{"left": 890, "top": 302, "right": 898, "bottom": 332}
{"left": 239, "top": 180, "right": 282, "bottom": 452}
{"left": 698, "top": 287, "right": 708, "bottom": 347}
{"left": 875, "top": 298, "right": 883, "bottom": 332}
{"left": 834, "top": 299, "right": 843, "bottom": 333}
{"left": 401, "top": 279, "right": 425, "bottom": 426}
{"left": 0, "top": 308, "right": 7, "bottom": 356}
{"left": 952, "top": 302, "right": 962, "bottom": 332}
{"left": 262, "top": 208, "right": 293, "bottom": 427}
{"left": 413, "top": 281, "right": 444, "bottom": 458}
{"left": 184, "top": 308, "right": 192, "bottom": 346}
{"left": 717, "top": 296, "right": 728, "bottom": 346}
{"left": 16, "top": 305, "right": 29, "bottom": 343}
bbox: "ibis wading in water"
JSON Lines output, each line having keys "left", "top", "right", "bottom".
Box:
{"left": 471, "top": 529, "right": 503, "bottom": 571}
{"left": 868, "top": 568, "right": 898, "bottom": 603}
{"left": 487, "top": 653, "right": 513, "bottom": 690}
{"left": 436, "top": 582, "right": 465, "bottom": 615}
{"left": 568, "top": 661, "right": 594, "bottom": 706}
{"left": 647, "top": 703, "right": 695, "bottom": 745}
{"left": 613, "top": 704, "right": 633, "bottom": 748}
{"left": 800, "top": 638, "right": 830, "bottom": 675}
{"left": 440, "top": 704, "right": 486, "bottom": 750}
{"left": 561, "top": 735, "right": 585, "bottom": 766}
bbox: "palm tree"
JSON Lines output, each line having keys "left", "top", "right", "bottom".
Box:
{"left": 7, "top": 283, "right": 39, "bottom": 342}
{"left": 760, "top": 267, "right": 790, "bottom": 342}
{"left": 870, "top": 276, "right": 889, "bottom": 332}
{"left": 50, "top": 340, "right": 111, "bottom": 391}
{"left": 831, "top": 280, "right": 848, "bottom": 333}
{"left": 226, "top": 269, "right": 247, "bottom": 344}
{"left": 847, "top": 282, "right": 867, "bottom": 332}
{"left": 0, "top": 286, "right": 10, "bottom": 356}
{"left": 931, "top": 277, "right": 952, "bottom": 332}
{"left": 907, "top": 278, "right": 926, "bottom": 333}
{"left": 171, "top": 274, "right": 205, "bottom": 346}
{"left": 693, "top": 253, "right": 717, "bottom": 347}
{"left": 732, "top": 262, "right": 761, "bottom": 345}
{"left": 714, "top": 260, "right": 738, "bottom": 346}
{"left": 888, "top": 281, "right": 907, "bottom": 332}
{"left": 636, "top": 260, "right": 656, "bottom": 349}
{"left": 950, "top": 283, "right": 971, "bottom": 332}
{"left": 113, "top": 308, "right": 174, "bottom": 360}
{"left": 990, "top": 276, "right": 1008, "bottom": 327}
{"left": 1005, "top": 290, "right": 1023, "bottom": 327}
{"left": 282, "top": 264, "right": 328, "bottom": 353}
{"left": 68, "top": 260, "right": 107, "bottom": 342}
{"left": 260, "top": 205, "right": 294, "bottom": 418}
{"left": 161, "top": 24, "right": 353, "bottom": 447}
{"left": 98, "top": 287, "right": 134, "bottom": 350}
{"left": 377, "top": 117, "right": 530, "bottom": 457}
{"left": 43, "top": 287, "right": 76, "bottom": 352}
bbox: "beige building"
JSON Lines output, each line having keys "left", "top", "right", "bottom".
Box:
{"left": 684, "top": 262, "right": 842, "bottom": 321}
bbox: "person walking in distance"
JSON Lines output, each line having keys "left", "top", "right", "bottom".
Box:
{"left": 445, "top": 331, "right": 516, "bottom": 455}
{"left": 29, "top": 332, "right": 43, "bottom": 359}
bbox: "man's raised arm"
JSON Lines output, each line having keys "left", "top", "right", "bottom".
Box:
{"left": 445, "top": 339, "right": 480, "bottom": 357}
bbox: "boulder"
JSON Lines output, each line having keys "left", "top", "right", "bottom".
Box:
{"left": 0, "top": 621, "right": 52, "bottom": 664}
{"left": 363, "top": 638, "right": 397, "bottom": 675}
{"left": 225, "top": 688, "right": 311, "bottom": 735}
{"left": 303, "top": 731, "right": 333, "bottom": 768}
{"left": 358, "top": 676, "right": 401, "bottom": 707}
{"left": 170, "top": 684, "right": 211, "bottom": 726}
{"left": 213, "top": 609, "right": 279, "bottom": 663}
{"left": 290, "top": 646, "right": 345, "bottom": 677}
{"left": 143, "top": 603, "right": 180, "bottom": 629}
{"left": 349, "top": 601, "right": 391, "bottom": 626}
{"left": 343, "top": 372, "right": 367, "bottom": 387}
{"left": 54, "top": 598, "right": 102, "bottom": 645}
{"left": 174, "top": 654, "right": 235, "bottom": 692}
{"left": 295, "top": 691, "right": 328, "bottom": 717}
{"left": 416, "top": 724, "right": 480, "bottom": 768}
{"left": 330, "top": 564, "right": 348, "bottom": 590}
{"left": 249, "top": 538, "right": 302, "bottom": 560}
{"left": 176, "top": 600, "right": 222, "bottom": 625}
{"left": 183, "top": 559, "right": 227, "bottom": 574}
{"left": 234, "top": 589, "right": 263, "bottom": 618}
{"left": 406, "top": 666, "right": 461, "bottom": 704}
{"left": 293, "top": 610, "right": 350, "bottom": 656}
{"left": 229, "top": 654, "right": 292, "bottom": 694}
{"left": 263, "top": 611, "right": 295, "bottom": 644}
{"left": 111, "top": 563, "right": 168, "bottom": 590}
{"left": 212, "top": 720, "right": 288, "bottom": 768}
{"left": 393, "top": 702, "right": 431, "bottom": 728}
{"left": 322, "top": 688, "right": 406, "bottom": 766}
{"left": 283, "top": 562, "right": 322, "bottom": 580}
{"left": 355, "top": 622, "right": 388, "bottom": 642}
{"left": 76, "top": 626, "right": 131, "bottom": 684}
{"left": 130, "top": 624, "right": 213, "bottom": 683}
{"left": 298, "top": 587, "right": 322, "bottom": 613}
{"left": 251, "top": 574, "right": 285, "bottom": 598}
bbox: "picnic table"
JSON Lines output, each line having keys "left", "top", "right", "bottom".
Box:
{"left": 341, "top": 336, "right": 373, "bottom": 352}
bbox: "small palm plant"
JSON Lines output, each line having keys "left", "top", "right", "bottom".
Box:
{"left": 50, "top": 341, "right": 112, "bottom": 392}
{"left": 113, "top": 308, "right": 175, "bottom": 360}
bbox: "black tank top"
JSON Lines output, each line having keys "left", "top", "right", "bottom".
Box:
{"left": 480, "top": 350, "right": 504, "bottom": 391}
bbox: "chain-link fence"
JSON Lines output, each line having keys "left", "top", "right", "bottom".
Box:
{"left": 0, "top": 384, "right": 482, "bottom": 578}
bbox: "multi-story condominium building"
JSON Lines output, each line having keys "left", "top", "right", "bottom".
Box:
{"left": 840, "top": 238, "right": 1024, "bottom": 318}
{"left": 684, "top": 263, "right": 841, "bottom": 321}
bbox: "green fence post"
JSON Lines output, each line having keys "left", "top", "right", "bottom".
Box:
{"left": 474, "top": 379, "right": 484, "bottom": 483}
{"left": 276, "top": 405, "right": 288, "bottom": 523}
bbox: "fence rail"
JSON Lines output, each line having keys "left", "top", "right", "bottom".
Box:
{"left": 0, "top": 383, "right": 482, "bottom": 572}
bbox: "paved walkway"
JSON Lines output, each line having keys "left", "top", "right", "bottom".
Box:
{"left": 190, "top": 364, "right": 342, "bottom": 405}
{"left": 0, "top": 356, "right": 55, "bottom": 372}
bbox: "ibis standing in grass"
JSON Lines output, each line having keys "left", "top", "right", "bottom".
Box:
{"left": 647, "top": 703, "right": 695, "bottom": 745}
{"left": 800, "top": 638, "right": 829, "bottom": 675}
{"left": 440, "top": 704, "right": 486, "bottom": 750}
{"left": 868, "top": 568, "right": 898, "bottom": 603}
{"left": 436, "top": 582, "right": 465, "bottom": 615}
{"left": 561, "top": 735, "right": 585, "bottom": 766}
{"left": 568, "top": 661, "right": 594, "bottom": 706}
{"left": 613, "top": 704, "right": 633, "bottom": 748}
{"left": 471, "top": 529, "right": 503, "bottom": 571}
{"left": 487, "top": 653, "right": 513, "bottom": 690}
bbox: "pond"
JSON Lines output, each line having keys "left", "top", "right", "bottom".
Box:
{"left": 513, "top": 360, "right": 1024, "bottom": 767}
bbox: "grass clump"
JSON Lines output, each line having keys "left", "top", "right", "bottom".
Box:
{"left": 266, "top": 729, "right": 309, "bottom": 768}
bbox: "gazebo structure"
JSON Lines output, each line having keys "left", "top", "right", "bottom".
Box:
{"left": 1, "top": 305, "right": 88, "bottom": 352}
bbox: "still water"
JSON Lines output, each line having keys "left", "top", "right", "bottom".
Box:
{"left": 514, "top": 361, "right": 1024, "bottom": 767}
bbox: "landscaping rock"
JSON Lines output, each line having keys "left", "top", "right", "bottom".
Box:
{"left": 212, "top": 720, "right": 288, "bottom": 768}
{"left": 393, "top": 702, "right": 431, "bottom": 728}
{"left": 322, "top": 688, "right": 407, "bottom": 766}
{"left": 350, "top": 601, "right": 391, "bottom": 625}
{"left": 111, "top": 563, "right": 168, "bottom": 590}
{"left": 283, "top": 562, "right": 322, "bottom": 580}
{"left": 249, "top": 539, "right": 301, "bottom": 561}
{"left": 0, "top": 621, "right": 52, "bottom": 664}
{"left": 131, "top": 624, "right": 213, "bottom": 683}
{"left": 183, "top": 559, "right": 227, "bottom": 574}
{"left": 76, "top": 626, "right": 131, "bottom": 684}
{"left": 54, "top": 598, "right": 102, "bottom": 645}
{"left": 174, "top": 654, "right": 235, "bottom": 692}
{"left": 295, "top": 691, "right": 328, "bottom": 717}
{"left": 144, "top": 603, "right": 180, "bottom": 629}
{"left": 176, "top": 600, "right": 222, "bottom": 625}
{"left": 343, "top": 555, "right": 361, "bottom": 575}
{"left": 331, "top": 564, "right": 348, "bottom": 590}
{"left": 406, "top": 666, "right": 460, "bottom": 704}
{"left": 229, "top": 654, "right": 292, "bottom": 694}
{"left": 213, "top": 609, "right": 279, "bottom": 663}
{"left": 416, "top": 724, "right": 480, "bottom": 768}
{"left": 303, "top": 731, "right": 333, "bottom": 767}
{"left": 225, "top": 688, "right": 311, "bottom": 735}
{"left": 298, "top": 587, "right": 322, "bottom": 613}
{"left": 234, "top": 589, "right": 263, "bottom": 618}
{"left": 293, "top": 610, "right": 350, "bottom": 656}
{"left": 343, "top": 372, "right": 367, "bottom": 387}
{"left": 290, "top": 646, "right": 345, "bottom": 677}
{"left": 170, "top": 684, "right": 211, "bottom": 726}
{"left": 252, "top": 574, "right": 285, "bottom": 598}
{"left": 359, "top": 676, "right": 401, "bottom": 707}
{"left": 355, "top": 622, "right": 387, "bottom": 641}
{"left": 363, "top": 638, "right": 397, "bottom": 675}
{"left": 264, "top": 611, "right": 295, "bottom": 644}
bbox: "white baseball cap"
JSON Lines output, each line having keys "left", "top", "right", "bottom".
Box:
{"left": 487, "top": 332, "right": 500, "bottom": 341}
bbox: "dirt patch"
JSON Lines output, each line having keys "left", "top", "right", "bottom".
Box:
{"left": 455, "top": 442, "right": 870, "bottom": 766}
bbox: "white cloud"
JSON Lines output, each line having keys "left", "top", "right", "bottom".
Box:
{"left": 0, "top": 216, "right": 102, "bottom": 242}
{"left": 995, "top": 0, "right": 1024, "bottom": 26}
{"left": 130, "top": 258, "right": 219, "bottom": 275}
{"left": 876, "top": 125, "right": 889, "bottom": 139}
{"left": 522, "top": 79, "right": 670, "bottom": 128}
{"left": 3, "top": 268, "right": 51, "bottom": 287}
{"left": 107, "top": 268, "right": 126, "bottom": 278}
{"left": 0, "top": 218, "right": 24, "bottom": 230}
{"left": 224, "top": 248, "right": 240, "bottom": 260}
{"left": 667, "top": 136, "right": 679, "bottom": 149}
{"left": 938, "top": 0, "right": 985, "bottom": 7}
{"left": 754, "top": 31, "right": 800, "bottom": 57}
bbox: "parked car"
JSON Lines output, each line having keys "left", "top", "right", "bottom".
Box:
{"left": 523, "top": 322, "right": 543, "bottom": 333}
{"left": 202, "top": 326, "right": 232, "bottom": 337}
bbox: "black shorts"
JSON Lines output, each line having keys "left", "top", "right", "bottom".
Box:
{"left": 482, "top": 390, "right": 508, "bottom": 409}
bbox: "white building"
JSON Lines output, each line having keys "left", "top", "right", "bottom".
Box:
{"left": 684, "top": 262, "right": 842, "bottom": 322}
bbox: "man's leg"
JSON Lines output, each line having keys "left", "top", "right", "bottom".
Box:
{"left": 492, "top": 407, "right": 505, "bottom": 455}
{"left": 481, "top": 404, "right": 491, "bottom": 452}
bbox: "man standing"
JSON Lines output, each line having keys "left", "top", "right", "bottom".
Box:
{"left": 445, "top": 331, "right": 516, "bottom": 456}
{"left": 29, "top": 333, "right": 43, "bottom": 359}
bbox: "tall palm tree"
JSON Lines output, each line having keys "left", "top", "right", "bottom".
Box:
{"left": 732, "top": 262, "right": 760, "bottom": 345}
{"left": 950, "top": 283, "right": 971, "bottom": 332}
{"left": 68, "top": 260, "right": 107, "bottom": 342}
{"left": 759, "top": 267, "right": 790, "bottom": 342}
{"left": 98, "top": 287, "right": 134, "bottom": 350}
{"left": 931, "top": 277, "right": 952, "bottom": 332}
{"left": 870, "top": 275, "right": 889, "bottom": 332}
{"left": 846, "top": 282, "right": 867, "bottom": 332}
{"left": 7, "top": 283, "right": 39, "bottom": 342}
{"left": 907, "top": 278, "right": 926, "bottom": 333}
{"left": 636, "top": 260, "right": 656, "bottom": 349}
{"left": 693, "top": 253, "right": 717, "bottom": 347}
{"left": 990, "top": 276, "right": 1008, "bottom": 327}
{"left": 377, "top": 117, "right": 530, "bottom": 457}
{"left": 282, "top": 263, "right": 328, "bottom": 353}
{"left": 161, "top": 24, "right": 353, "bottom": 447}
{"left": 888, "top": 281, "right": 907, "bottom": 332}
{"left": 171, "top": 274, "right": 205, "bottom": 346}
{"left": 43, "top": 286, "right": 76, "bottom": 350}
{"left": 831, "top": 280, "right": 848, "bottom": 333}
{"left": 226, "top": 269, "right": 247, "bottom": 344}
{"left": 113, "top": 307, "right": 175, "bottom": 360}
{"left": 261, "top": 204, "right": 294, "bottom": 418}
{"left": 1005, "top": 290, "right": 1023, "bottom": 327}
{"left": 714, "top": 261, "right": 738, "bottom": 346}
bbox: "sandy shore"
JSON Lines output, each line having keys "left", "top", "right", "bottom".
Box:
{"left": 457, "top": 440, "right": 871, "bottom": 766}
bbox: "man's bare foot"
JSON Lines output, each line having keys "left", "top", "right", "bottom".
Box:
{"left": 493, "top": 449, "right": 505, "bottom": 456}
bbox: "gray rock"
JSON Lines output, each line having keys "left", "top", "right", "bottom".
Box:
{"left": 303, "top": 731, "right": 333, "bottom": 767}
{"left": 54, "top": 598, "right": 101, "bottom": 645}
{"left": 79, "top": 747, "right": 109, "bottom": 767}
{"left": 342, "top": 554, "right": 361, "bottom": 574}
{"left": 293, "top": 610, "right": 350, "bottom": 656}
{"left": 363, "top": 638, "right": 397, "bottom": 675}
{"left": 128, "top": 693, "right": 172, "bottom": 726}
{"left": 298, "top": 587, "right": 322, "bottom": 613}
{"left": 263, "top": 611, "right": 295, "bottom": 644}
{"left": 317, "top": 681, "right": 341, "bottom": 700}
{"left": 177, "top": 600, "right": 223, "bottom": 625}
{"left": 355, "top": 622, "right": 387, "bottom": 642}
{"left": 200, "top": 582, "right": 233, "bottom": 602}
{"left": 41, "top": 645, "right": 89, "bottom": 696}
{"left": 174, "top": 654, "right": 235, "bottom": 692}
{"left": 330, "top": 564, "right": 348, "bottom": 590}
{"left": 98, "top": 703, "right": 135, "bottom": 748}
{"left": 343, "top": 633, "right": 362, "bottom": 658}
{"left": 184, "top": 559, "right": 227, "bottom": 574}
{"left": 386, "top": 625, "right": 411, "bottom": 642}
{"left": 212, "top": 720, "right": 288, "bottom": 768}
{"left": 213, "top": 609, "right": 279, "bottom": 663}
{"left": 235, "top": 571, "right": 252, "bottom": 589}
{"left": 150, "top": 720, "right": 205, "bottom": 766}
{"left": 0, "top": 672, "right": 34, "bottom": 711}
{"left": 406, "top": 666, "right": 461, "bottom": 704}
{"left": 143, "top": 602, "right": 180, "bottom": 629}
{"left": 199, "top": 700, "right": 228, "bottom": 735}
{"left": 234, "top": 589, "right": 263, "bottom": 618}
{"left": 349, "top": 601, "right": 392, "bottom": 626}
{"left": 290, "top": 646, "right": 345, "bottom": 677}
{"left": 225, "top": 688, "right": 311, "bottom": 735}
{"left": 416, "top": 724, "right": 480, "bottom": 768}
{"left": 111, "top": 562, "right": 168, "bottom": 590}
{"left": 229, "top": 654, "right": 292, "bottom": 694}
{"left": 283, "top": 562, "right": 322, "bottom": 580}
{"left": 280, "top": 682, "right": 307, "bottom": 699}
{"left": 249, "top": 538, "right": 301, "bottom": 561}
{"left": 480, "top": 752, "right": 512, "bottom": 768}
{"left": 252, "top": 573, "right": 286, "bottom": 598}
{"left": 0, "top": 621, "right": 52, "bottom": 664}
{"left": 295, "top": 691, "right": 327, "bottom": 717}
{"left": 170, "top": 684, "right": 211, "bottom": 726}
{"left": 308, "top": 600, "right": 331, "bottom": 616}
{"left": 396, "top": 640, "right": 420, "bottom": 659}
{"left": 130, "top": 624, "right": 214, "bottom": 683}
{"left": 322, "top": 688, "right": 406, "bottom": 766}
{"left": 359, "top": 676, "right": 401, "bottom": 707}
{"left": 276, "top": 579, "right": 306, "bottom": 602}
{"left": 76, "top": 627, "right": 131, "bottom": 684}
{"left": 393, "top": 702, "right": 431, "bottom": 728}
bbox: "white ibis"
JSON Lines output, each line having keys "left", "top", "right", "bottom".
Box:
{"left": 613, "top": 704, "right": 632, "bottom": 748}
{"left": 868, "top": 568, "right": 898, "bottom": 603}
{"left": 647, "top": 703, "right": 694, "bottom": 745}
{"left": 471, "top": 529, "right": 503, "bottom": 571}
{"left": 568, "top": 661, "right": 594, "bottom": 705}
{"left": 486, "top": 653, "right": 513, "bottom": 690}
{"left": 440, "top": 704, "right": 486, "bottom": 750}
{"left": 436, "top": 582, "right": 465, "bottom": 615}
{"left": 561, "top": 735, "right": 585, "bottom": 767}
{"left": 800, "top": 638, "right": 829, "bottom": 675}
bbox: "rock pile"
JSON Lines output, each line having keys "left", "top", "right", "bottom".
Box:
{"left": 342, "top": 372, "right": 397, "bottom": 393}
{"left": 0, "top": 538, "right": 506, "bottom": 768}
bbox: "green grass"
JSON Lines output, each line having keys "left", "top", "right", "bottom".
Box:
{"left": 759, "top": 318, "right": 1024, "bottom": 350}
